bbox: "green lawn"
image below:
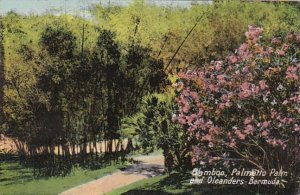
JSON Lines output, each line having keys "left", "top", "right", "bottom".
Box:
{"left": 0, "top": 156, "right": 127, "bottom": 195}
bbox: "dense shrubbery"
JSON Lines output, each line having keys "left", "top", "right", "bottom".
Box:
{"left": 173, "top": 26, "right": 300, "bottom": 193}
{"left": 121, "top": 93, "right": 192, "bottom": 172}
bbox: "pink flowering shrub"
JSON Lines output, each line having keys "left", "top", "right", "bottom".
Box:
{"left": 173, "top": 26, "right": 300, "bottom": 188}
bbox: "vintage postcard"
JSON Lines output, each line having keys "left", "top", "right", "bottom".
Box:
{"left": 0, "top": 0, "right": 299, "bottom": 194}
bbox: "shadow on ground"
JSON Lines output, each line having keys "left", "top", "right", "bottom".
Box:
{"left": 0, "top": 150, "right": 130, "bottom": 179}
{"left": 120, "top": 172, "right": 255, "bottom": 195}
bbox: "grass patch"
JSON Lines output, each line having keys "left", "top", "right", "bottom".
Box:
{"left": 0, "top": 155, "right": 128, "bottom": 195}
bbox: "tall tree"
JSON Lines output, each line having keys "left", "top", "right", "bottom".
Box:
{"left": 34, "top": 26, "right": 77, "bottom": 155}
{"left": 93, "top": 29, "right": 122, "bottom": 153}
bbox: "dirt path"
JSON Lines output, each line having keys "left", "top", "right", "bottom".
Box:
{"left": 59, "top": 155, "right": 164, "bottom": 195}
{"left": 0, "top": 134, "right": 18, "bottom": 152}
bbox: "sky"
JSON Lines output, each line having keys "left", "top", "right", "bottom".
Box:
{"left": 0, "top": 0, "right": 211, "bottom": 16}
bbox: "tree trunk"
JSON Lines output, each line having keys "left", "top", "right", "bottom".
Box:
{"left": 89, "top": 141, "right": 93, "bottom": 157}
{"left": 107, "top": 139, "right": 113, "bottom": 153}
{"left": 164, "top": 148, "right": 174, "bottom": 173}
{"left": 115, "top": 139, "right": 120, "bottom": 152}
{"left": 126, "top": 138, "right": 133, "bottom": 152}
{"left": 57, "top": 144, "right": 61, "bottom": 156}
{"left": 93, "top": 139, "right": 98, "bottom": 157}
{"left": 72, "top": 144, "right": 75, "bottom": 155}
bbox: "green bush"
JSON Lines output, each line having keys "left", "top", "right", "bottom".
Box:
{"left": 121, "top": 93, "right": 192, "bottom": 172}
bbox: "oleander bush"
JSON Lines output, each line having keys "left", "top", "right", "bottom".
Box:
{"left": 173, "top": 26, "right": 300, "bottom": 193}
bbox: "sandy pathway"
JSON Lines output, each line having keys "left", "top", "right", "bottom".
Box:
{"left": 59, "top": 155, "right": 164, "bottom": 195}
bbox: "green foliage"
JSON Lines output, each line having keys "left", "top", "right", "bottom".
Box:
{"left": 92, "top": 0, "right": 300, "bottom": 66}
{"left": 121, "top": 93, "right": 191, "bottom": 172}
{"left": 40, "top": 26, "right": 76, "bottom": 59}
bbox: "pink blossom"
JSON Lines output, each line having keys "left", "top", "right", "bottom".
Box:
{"left": 271, "top": 111, "right": 278, "bottom": 119}
{"left": 216, "top": 74, "right": 225, "bottom": 82}
{"left": 212, "top": 157, "right": 221, "bottom": 161}
{"left": 271, "top": 37, "right": 281, "bottom": 45}
{"left": 239, "top": 91, "right": 251, "bottom": 98}
{"left": 229, "top": 140, "right": 236, "bottom": 148}
{"left": 187, "top": 114, "right": 197, "bottom": 124}
{"left": 290, "top": 94, "right": 300, "bottom": 103}
{"left": 262, "top": 121, "right": 270, "bottom": 128}
{"left": 182, "top": 89, "right": 190, "bottom": 96}
{"left": 171, "top": 115, "right": 178, "bottom": 123}
{"left": 198, "top": 108, "right": 204, "bottom": 116}
{"left": 266, "top": 47, "right": 274, "bottom": 54}
{"left": 239, "top": 43, "right": 249, "bottom": 52}
{"left": 277, "top": 139, "right": 284, "bottom": 146}
{"left": 282, "top": 43, "right": 289, "bottom": 51}
{"left": 294, "top": 124, "right": 300, "bottom": 132}
{"left": 218, "top": 103, "right": 226, "bottom": 110}
{"left": 240, "top": 82, "right": 251, "bottom": 91}
{"left": 178, "top": 116, "right": 187, "bottom": 124}
{"left": 228, "top": 55, "right": 238, "bottom": 64}
{"left": 261, "top": 131, "right": 268, "bottom": 137}
{"left": 208, "top": 84, "right": 219, "bottom": 92}
{"left": 209, "top": 126, "right": 219, "bottom": 134}
{"left": 202, "top": 134, "right": 212, "bottom": 142}
{"left": 245, "top": 25, "right": 263, "bottom": 43}
{"left": 214, "top": 61, "right": 223, "bottom": 71}
{"left": 236, "top": 130, "right": 246, "bottom": 140}
{"left": 182, "top": 104, "right": 190, "bottom": 113}
{"left": 254, "top": 86, "right": 260, "bottom": 94}
{"left": 259, "top": 80, "right": 268, "bottom": 90}
{"left": 244, "top": 124, "right": 255, "bottom": 134}
{"left": 190, "top": 92, "right": 199, "bottom": 102}
{"left": 277, "top": 50, "right": 285, "bottom": 56}
{"left": 239, "top": 82, "right": 256, "bottom": 98}
{"left": 238, "top": 43, "right": 252, "bottom": 60}
{"left": 287, "top": 118, "right": 294, "bottom": 124}
{"left": 288, "top": 66, "right": 298, "bottom": 72}
{"left": 286, "top": 72, "right": 299, "bottom": 81}
{"left": 221, "top": 94, "right": 229, "bottom": 102}
{"left": 243, "top": 117, "right": 252, "bottom": 125}
{"left": 266, "top": 138, "right": 277, "bottom": 147}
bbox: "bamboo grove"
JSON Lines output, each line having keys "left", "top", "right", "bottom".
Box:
{"left": 1, "top": 14, "right": 167, "bottom": 176}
